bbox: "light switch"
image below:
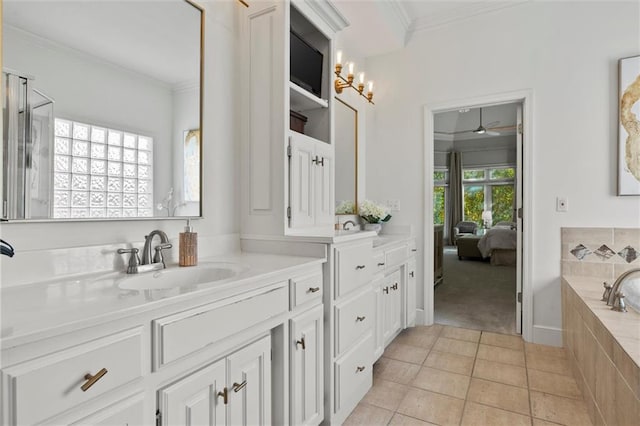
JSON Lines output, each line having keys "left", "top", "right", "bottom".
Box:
{"left": 556, "top": 197, "right": 568, "bottom": 212}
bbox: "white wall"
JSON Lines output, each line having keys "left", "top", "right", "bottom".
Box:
{"left": 0, "top": 1, "right": 241, "bottom": 252}
{"left": 364, "top": 1, "right": 640, "bottom": 344}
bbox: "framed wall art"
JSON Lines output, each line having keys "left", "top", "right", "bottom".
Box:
{"left": 619, "top": 55, "right": 640, "bottom": 195}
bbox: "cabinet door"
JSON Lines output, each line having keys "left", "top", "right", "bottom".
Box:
{"left": 159, "top": 359, "right": 226, "bottom": 426}
{"left": 290, "top": 305, "right": 324, "bottom": 426}
{"left": 383, "top": 271, "right": 402, "bottom": 346}
{"left": 313, "top": 141, "right": 334, "bottom": 227}
{"left": 289, "top": 134, "right": 316, "bottom": 229}
{"left": 227, "top": 335, "right": 271, "bottom": 426}
{"left": 406, "top": 258, "right": 417, "bottom": 327}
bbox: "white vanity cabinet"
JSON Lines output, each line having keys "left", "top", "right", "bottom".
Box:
{"left": 240, "top": 0, "right": 346, "bottom": 237}
{"left": 382, "top": 269, "right": 403, "bottom": 346}
{"left": 289, "top": 132, "right": 335, "bottom": 230}
{"left": 159, "top": 335, "right": 271, "bottom": 426}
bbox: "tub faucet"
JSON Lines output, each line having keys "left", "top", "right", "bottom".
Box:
{"left": 142, "top": 230, "right": 172, "bottom": 267}
{"left": 603, "top": 268, "right": 640, "bottom": 312}
{"left": 343, "top": 220, "right": 357, "bottom": 230}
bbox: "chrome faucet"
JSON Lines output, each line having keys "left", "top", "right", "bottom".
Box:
{"left": 117, "top": 230, "right": 172, "bottom": 274}
{"left": 342, "top": 220, "right": 357, "bottom": 230}
{"left": 602, "top": 268, "right": 640, "bottom": 312}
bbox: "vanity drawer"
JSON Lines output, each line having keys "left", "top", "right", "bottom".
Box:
{"left": 335, "top": 242, "right": 373, "bottom": 298}
{"left": 334, "top": 333, "right": 373, "bottom": 414}
{"left": 385, "top": 244, "right": 408, "bottom": 268}
{"left": 4, "top": 327, "right": 144, "bottom": 426}
{"left": 334, "top": 288, "right": 374, "bottom": 356}
{"left": 153, "top": 283, "right": 287, "bottom": 367}
{"left": 290, "top": 271, "right": 323, "bottom": 309}
{"left": 373, "top": 251, "right": 386, "bottom": 273}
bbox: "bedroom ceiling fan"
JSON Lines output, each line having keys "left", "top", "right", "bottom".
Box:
{"left": 435, "top": 107, "right": 515, "bottom": 137}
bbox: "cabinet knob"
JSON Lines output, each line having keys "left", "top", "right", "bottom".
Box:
{"left": 296, "top": 337, "right": 306, "bottom": 350}
{"left": 412, "top": 249, "right": 417, "bottom": 252}
{"left": 307, "top": 286, "right": 320, "bottom": 293}
{"left": 356, "top": 316, "right": 366, "bottom": 322}
{"left": 383, "top": 287, "right": 389, "bottom": 294}
{"left": 392, "top": 283, "right": 398, "bottom": 290}
{"left": 356, "top": 366, "right": 366, "bottom": 373}
{"left": 81, "top": 368, "right": 108, "bottom": 392}
{"left": 233, "top": 380, "right": 247, "bottom": 393}
{"left": 217, "top": 387, "right": 228, "bottom": 404}
{"left": 356, "top": 265, "right": 366, "bottom": 270}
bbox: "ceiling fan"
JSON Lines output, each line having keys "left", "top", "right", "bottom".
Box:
{"left": 435, "top": 108, "right": 515, "bottom": 137}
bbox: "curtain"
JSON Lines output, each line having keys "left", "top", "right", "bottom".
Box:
{"left": 446, "top": 151, "right": 463, "bottom": 245}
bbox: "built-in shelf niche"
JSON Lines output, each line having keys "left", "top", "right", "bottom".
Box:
{"left": 290, "top": 4, "right": 331, "bottom": 144}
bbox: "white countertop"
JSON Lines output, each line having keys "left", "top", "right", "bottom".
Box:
{"left": 1, "top": 251, "right": 325, "bottom": 345}
{"left": 563, "top": 275, "right": 640, "bottom": 367}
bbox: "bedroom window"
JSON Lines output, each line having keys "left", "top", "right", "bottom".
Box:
{"left": 52, "top": 118, "right": 154, "bottom": 219}
{"left": 463, "top": 167, "right": 515, "bottom": 226}
{"left": 434, "top": 170, "right": 448, "bottom": 225}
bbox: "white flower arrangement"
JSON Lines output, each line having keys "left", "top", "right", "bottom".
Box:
{"left": 335, "top": 200, "right": 356, "bottom": 214}
{"left": 358, "top": 199, "right": 392, "bottom": 224}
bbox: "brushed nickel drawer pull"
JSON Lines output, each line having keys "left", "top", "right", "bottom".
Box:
{"left": 412, "top": 249, "right": 417, "bottom": 252}
{"left": 233, "top": 380, "right": 247, "bottom": 392}
{"left": 391, "top": 283, "right": 398, "bottom": 291}
{"left": 383, "top": 286, "right": 389, "bottom": 294}
{"left": 356, "top": 316, "right": 366, "bottom": 322}
{"left": 409, "top": 271, "right": 415, "bottom": 277}
{"left": 356, "top": 366, "right": 366, "bottom": 373}
{"left": 308, "top": 287, "right": 320, "bottom": 293}
{"left": 355, "top": 265, "right": 366, "bottom": 270}
{"left": 217, "top": 387, "right": 228, "bottom": 404}
{"left": 377, "top": 262, "right": 385, "bottom": 266}
{"left": 81, "top": 368, "right": 108, "bottom": 392}
{"left": 296, "top": 337, "right": 306, "bottom": 350}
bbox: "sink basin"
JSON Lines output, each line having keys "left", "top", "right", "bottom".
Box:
{"left": 117, "top": 262, "right": 246, "bottom": 291}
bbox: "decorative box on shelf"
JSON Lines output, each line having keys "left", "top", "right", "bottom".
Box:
{"left": 290, "top": 110, "right": 308, "bottom": 134}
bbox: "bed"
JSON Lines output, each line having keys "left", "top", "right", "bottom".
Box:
{"left": 477, "top": 224, "right": 517, "bottom": 266}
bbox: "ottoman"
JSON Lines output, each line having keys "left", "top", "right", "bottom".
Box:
{"left": 457, "top": 235, "right": 482, "bottom": 259}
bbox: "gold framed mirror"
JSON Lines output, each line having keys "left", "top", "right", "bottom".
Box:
{"left": 334, "top": 97, "right": 358, "bottom": 214}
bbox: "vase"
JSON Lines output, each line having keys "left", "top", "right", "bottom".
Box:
{"left": 364, "top": 223, "right": 383, "bottom": 234}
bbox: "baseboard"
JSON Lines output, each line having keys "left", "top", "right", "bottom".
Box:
{"left": 532, "top": 325, "right": 563, "bottom": 347}
{"left": 416, "top": 309, "right": 433, "bottom": 326}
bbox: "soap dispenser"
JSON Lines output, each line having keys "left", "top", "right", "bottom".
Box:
{"left": 179, "top": 219, "right": 197, "bottom": 267}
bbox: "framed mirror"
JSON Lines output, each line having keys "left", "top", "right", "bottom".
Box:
{"left": 334, "top": 97, "right": 358, "bottom": 214}
{"left": 2, "top": 0, "right": 203, "bottom": 221}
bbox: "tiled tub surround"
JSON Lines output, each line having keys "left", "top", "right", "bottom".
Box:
{"left": 561, "top": 227, "right": 640, "bottom": 426}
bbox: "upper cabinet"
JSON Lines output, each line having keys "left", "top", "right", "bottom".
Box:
{"left": 240, "top": 0, "right": 347, "bottom": 237}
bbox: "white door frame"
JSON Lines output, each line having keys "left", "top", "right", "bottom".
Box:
{"left": 422, "top": 90, "right": 534, "bottom": 342}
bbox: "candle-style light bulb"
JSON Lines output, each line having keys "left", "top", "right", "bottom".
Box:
{"left": 336, "top": 50, "right": 343, "bottom": 66}
{"left": 359, "top": 72, "right": 365, "bottom": 84}
{"left": 368, "top": 81, "right": 374, "bottom": 93}
{"left": 348, "top": 62, "right": 354, "bottom": 76}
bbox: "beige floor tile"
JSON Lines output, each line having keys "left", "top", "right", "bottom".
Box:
{"left": 530, "top": 391, "right": 592, "bottom": 426}
{"left": 388, "top": 413, "right": 438, "bottom": 426}
{"left": 481, "top": 331, "right": 525, "bottom": 351}
{"left": 473, "top": 358, "right": 528, "bottom": 388}
{"left": 477, "top": 344, "right": 525, "bottom": 367}
{"left": 440, "top": 325, "right": 481, "bottom": 343}
{"left": 343, "top": 402, "right": 394, "bottom": 425}
{"left": 383, "top": 342, "right": 430, "bottom": 365}
{"left": 528, "top": 369, "right": 582, "bottom": 399}
{"left": 393, "top": 329, "right": 439, "bottom": 349}
{"left": 467, "top": 378, "right": 530, "bottom": 415}
{"left": 432, "top": 337, "right": 478, "bottom": 358}
{"left": 532, "top": 419, "right": 564, "bottom": 426}
{"left": 373, "top": 357, "right": 421, "bottom": 385}
{"left": 411, "top": 366, "right": 471, "bottom": 399}
{"left": 397, "top": 388, "right": 465, "bottom": 426}
{"left": 423, "top": 350, "right": 475, "bottom": 376}
{"left": 526, "top": 351, "right": 573, "bottom": 376}
{"left": 525, "top": 342, "right": 567, "bottom": 359}
{"left": 460, "top": 401, "right": 531, "bottom": 426}
{"left": 362, "top": 378, "right": 411, "bottom": 412}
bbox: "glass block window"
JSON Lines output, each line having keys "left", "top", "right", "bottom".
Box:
{"left": 53, "top": 118, "right": 153, "bottom": 218}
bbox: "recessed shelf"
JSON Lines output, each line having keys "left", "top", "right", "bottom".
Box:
{"left": 289, "top": 81, "right": 328, "bottom": 112}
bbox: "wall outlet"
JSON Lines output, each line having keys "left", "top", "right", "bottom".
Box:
{"left": 387, "top": 199, "right": 401, "bottom": 212}
{"left": 556, "top": 196, "right": 568, "bottom": 212}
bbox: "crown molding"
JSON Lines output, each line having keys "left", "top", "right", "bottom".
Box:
{"left": 305, "top": 0, "right": 350, "bottom": 33}
{"left": 376, "top": 0, "right": 411, "bottom": 45}
{"left": 408, "top": 0, "right": 530, "bottom": 36}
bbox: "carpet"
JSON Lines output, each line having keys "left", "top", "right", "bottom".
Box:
{"left": 434, "top": 246, "right": 517, "bottom": 335}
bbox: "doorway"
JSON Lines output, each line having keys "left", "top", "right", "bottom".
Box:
{"left": 423, "top": 91, "right": 532, "bottom": 339}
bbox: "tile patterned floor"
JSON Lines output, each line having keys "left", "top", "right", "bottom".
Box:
{"left": 344, "top": 324, "right": 592, "bottom": 426}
